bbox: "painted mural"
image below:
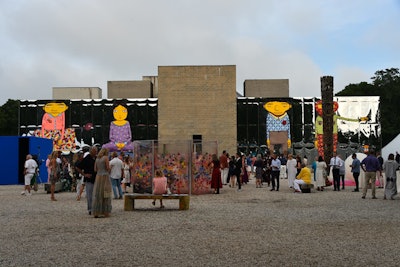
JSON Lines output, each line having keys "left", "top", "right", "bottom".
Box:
{"left": 102, "top": 104, "right": 135, "bottom": 152}
{"left": 263, "top": 101, "right": 292, "bottom": 152}
{"left": 34, "top": 102, "right": 76, "bottom": 151}
{"left": 314, "top": 100, "right": 370, "bottom": 156}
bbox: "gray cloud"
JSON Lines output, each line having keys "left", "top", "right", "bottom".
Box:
{"left": 0, "top": 0, "right": 398, "bottom": 104}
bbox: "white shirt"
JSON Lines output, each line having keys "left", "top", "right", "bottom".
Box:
{"left": 25, "top": 158, "right": 38, "bottom": 174}
{"left": 109, "top": 157, "right": 124, "bottom": 179}
{"left": 330, "top": 156, "right": 342, "bottom": 169}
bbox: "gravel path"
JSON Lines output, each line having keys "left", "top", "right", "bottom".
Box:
{"left": 1, "top": 179, "right": 400, "bottom": 267}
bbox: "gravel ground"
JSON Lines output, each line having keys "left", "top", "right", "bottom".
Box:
{"left": 1, "top": 178, "right": 400, "bottom": 267}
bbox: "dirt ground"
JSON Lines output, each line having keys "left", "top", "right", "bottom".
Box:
{"left": 1, "top": 179, "right": 400, "bottom": 267}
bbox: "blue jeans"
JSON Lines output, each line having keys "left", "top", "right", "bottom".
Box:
{"left": 111, "top": 178, "right": 123, "bottom": 198}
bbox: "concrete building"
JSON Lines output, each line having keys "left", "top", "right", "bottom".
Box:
{"left": 52, "top": 87, "right": 102, "bottom": 99}
{"left": 244, "top": 79, "right": 289, "bottom": 97}
{"left": 49, "top": 66, "right": 291, "bottom": 154}
{"left": 157, "top": 65, "right": 237, "bottom": 154}
{"left": 107, "top": 80, "right": 153, "bottom": 99}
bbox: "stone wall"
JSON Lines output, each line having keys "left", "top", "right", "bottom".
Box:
{"left": 158, "top": 65, "right": 237, "bottom": 154}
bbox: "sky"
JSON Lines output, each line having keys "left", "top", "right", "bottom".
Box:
{"left": 0, "top": 0, "right": 399, "bottom": 105}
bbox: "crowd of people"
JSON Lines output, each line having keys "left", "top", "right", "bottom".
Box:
{"left": 21, "top": 145, "right": 400, "bottom": 218}
{"left": 211, "top": 149, "right": 399, "bottom": 199}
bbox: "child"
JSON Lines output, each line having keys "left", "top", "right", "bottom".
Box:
{"left": 152, "top": 170, "right": 168, "bottom": 208}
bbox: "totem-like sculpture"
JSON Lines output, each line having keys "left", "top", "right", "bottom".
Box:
{"left": 315, "top": 100, "right": 369, "bottom": 157}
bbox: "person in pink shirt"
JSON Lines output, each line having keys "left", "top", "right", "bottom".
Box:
{"left": 152, "top": 170, "right": 168, "bottom": 208}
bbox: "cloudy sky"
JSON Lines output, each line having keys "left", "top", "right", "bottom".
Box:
{"left": 0, "top": 0, "right": 399, "bottom": 105}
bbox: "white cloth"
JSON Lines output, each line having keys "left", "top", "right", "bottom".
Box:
{"left": 286, "top": 158, "right": 297, "bottom": 188}
{"left": 221, "top": 168, "right": 229, "bottom": 184}
{"left": 122, "top": 163, "right": 131, "bottom": 184}
{"left": 24, "top": 158, "right": 38, "bottom": 174}
{"left": 24, "top": 173, "right": 34, "bottom": 186}
{"left": 280, "top": 165, "right": 287, "bottom": 179}
{"left": 109, "top": 157, "right": 124, "bottom": 179}
{"left": 329, "top": 156, "right": 342, "bottom": 169}
{"left": 316, "top": 161, "right": 327, "bottom": 187}
{"left": 294, "top": 179, "right": 307, "bottom": 191}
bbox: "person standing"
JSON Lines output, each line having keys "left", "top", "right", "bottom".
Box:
{"left": 210, "top": 154, "right": 222, "bottom": 194}
{"left": 270, "top": 154, "right": 281, "bottom": 191}
{"left": 48, "top": 151, "right": 60, "bottom": 201}
{"left": 329, "top": 152, "right": 342, "bottom": 191}
{"left": 254, "top": 154, "right": 264, "bottom": 188}
{"left": 279, "top": 154, "right": 287, "bottom": 179}
{"left": 234, "top": 152, "right": 243, "bottom": 192}
{"left": 383, "top": 153, "right": 399, "bottom": 200}
{"left": 376, "top": 152, "right": 384, "bottom": 188}
{"left": 219, "top": 150, "right": 229, "bottom": 186}
{"left": 109, "top": 152, "right": 124, "bottom": 199}
{"left": 350, "top": 153, "right": 361, "bottom": 192}
{"left": 74, "top": 152, "right": 85, "bottom": 200}
{"left": 339, "top": 156, "right": 346, "bottom": 190}
{"left": 121, "top": 156, "right": 131, "bottom": 193}
{"left": 228, "top": 155, "right": 236, "bottom": 188}
{"left": 360, "top": 150, "right": 381, "bottom": 199}
{"left": 76, "top": 146, "right": 97, "bottom": 215}
{"left": 315, "top": 156, "right": 327, "bottom": 191}
{"left": 286, "top": 154, "right": 297, "bottom": 189}
{"left": 295, "top": 155, "right": 302, "bottom": 176}
{"left": 21, "top": 154, "right": 38, "bottom": 196}
{"left": 92, "top": 148, "right": 112, "bottom": 218}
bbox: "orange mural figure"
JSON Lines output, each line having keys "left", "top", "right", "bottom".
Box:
{"left": 314, "top": 100, "right": 369, "bottom": 156}
{"left": 37, "top": 102, "right": 76, "bottom": 151}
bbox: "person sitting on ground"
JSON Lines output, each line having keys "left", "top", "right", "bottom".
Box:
{"left": 293, "top": 163, "right": 312, "bottom": 193}
{"left": 152, "top": 170, "right": 168, "bottom": 208}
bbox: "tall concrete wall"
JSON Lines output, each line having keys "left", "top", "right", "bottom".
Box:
{"left": 107, "top": 80, "right": 153, "bottom": 98}
{"left": 52, "top": 87, "right": 102, "bottom": 99}
{"left": 244, "top": 79, "right": 289, "bottom": 97}
{"left": 158, "top": 65, "right": 237, "bottom": 154}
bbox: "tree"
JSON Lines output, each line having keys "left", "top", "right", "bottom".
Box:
{"left": 0, "top": 99, "right": 19, "bottom": 135}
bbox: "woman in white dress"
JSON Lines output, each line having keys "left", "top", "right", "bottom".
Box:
{"left": 121, "top": 156, "right": 131, "bottom": 193}
{"left": 316, "top": 156, "right": 327, "bottom": 191}
{"left": 286, "top": 154, "right": 297, "bottom": 188}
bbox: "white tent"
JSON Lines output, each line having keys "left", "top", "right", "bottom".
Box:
{"left": 382, "top": 133, "right": 400, "bottom": 161}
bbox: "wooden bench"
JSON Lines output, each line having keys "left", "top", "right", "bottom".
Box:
{"left": 300, "top": 183, "right": 314, "bottom": 193}
{"left": 124, "top": 193, "right": 190, "bottom": 211}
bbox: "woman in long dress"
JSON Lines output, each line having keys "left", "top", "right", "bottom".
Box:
{"left": 286, "top": 154, "right": 297, "bottom": 188}
{"left": 383, "top": 153, "right": 399, "bottom": 200}
{"left": 92, "top": 148, "right": 112, "bottom": 218}
{"left": 316, "top": 156, "right": 327, "bottom": 191}
{"left": 210, "top": 154, "right": 222, "bottom": 194}
{"left": 121, "top": 156, "right": 131, "bottom": 193}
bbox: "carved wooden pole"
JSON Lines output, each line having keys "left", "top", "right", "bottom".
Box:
{"left": 321, "top": 76, "right": 334, "bottom": 165}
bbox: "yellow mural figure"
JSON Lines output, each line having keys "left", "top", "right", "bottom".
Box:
{"left": 102, "top": 104, "right": 134, "bottom": 151}
{"left": 36, "top": 102, "right": 76, "bottom": 151}
{"left": 264, "top": 101, "right": 292, "bottom": 152}
{"left": 314, "top": 100, "right": 369, "bottom": 156}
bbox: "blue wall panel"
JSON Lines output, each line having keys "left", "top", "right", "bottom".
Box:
{"left": 0, "top": 136, "right": 19, "bottom": 185}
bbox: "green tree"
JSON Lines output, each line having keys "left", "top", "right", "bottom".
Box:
{"left": 0, "top": 99, "right": 19, "bottom": 135}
